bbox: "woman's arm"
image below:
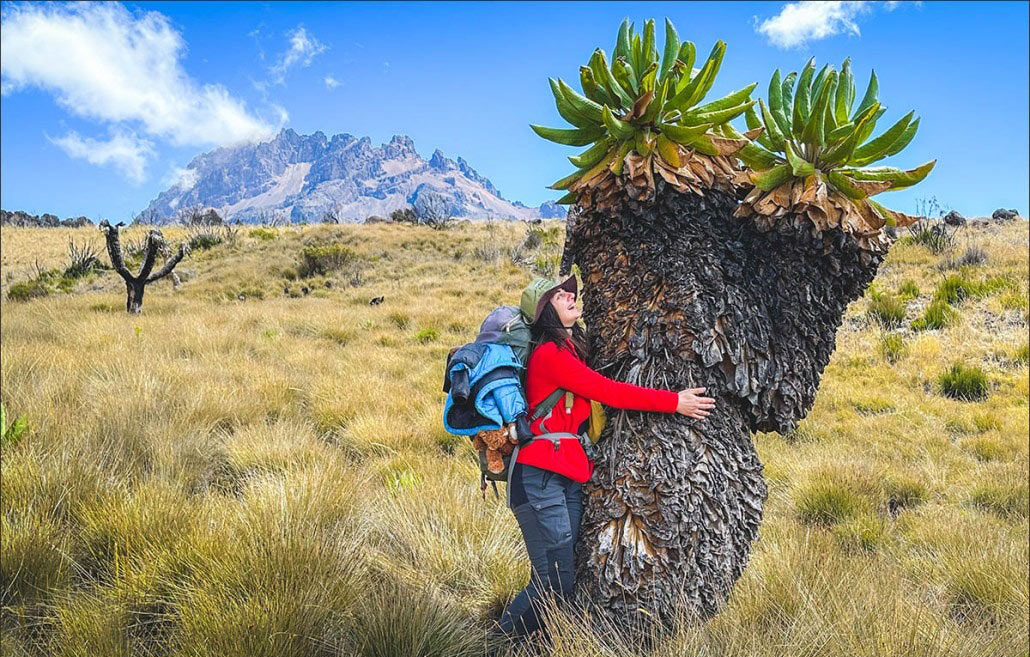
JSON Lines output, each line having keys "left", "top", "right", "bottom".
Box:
{"left": 539, "top": 344, "right": 679, "bottom": 413}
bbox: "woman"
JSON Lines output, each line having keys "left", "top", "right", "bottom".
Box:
{"left": 497, "top": 276, "right": 715, "bottom": 639}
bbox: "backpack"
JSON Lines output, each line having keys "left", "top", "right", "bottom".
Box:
{"left": 443, "top": 306, "right": 568, "bottom": 500}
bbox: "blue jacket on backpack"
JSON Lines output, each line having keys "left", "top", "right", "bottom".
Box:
{"left": 443, "top": 343, "right": 527, "bottom": 436}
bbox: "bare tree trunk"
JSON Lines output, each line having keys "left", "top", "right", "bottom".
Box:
{"left": 564, "top": 178, "right": 887, "bottom": 629}
{"left": 125, "top": 279, "right": 146, "bottom": 314}
{"left": 100, "top": 221, "right": 188, "bottom": 315}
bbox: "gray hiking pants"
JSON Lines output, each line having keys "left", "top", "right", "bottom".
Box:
{"left": 497, "top": 463, "right": 583, "bottom": 638}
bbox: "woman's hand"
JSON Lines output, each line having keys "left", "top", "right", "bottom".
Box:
{"left": 676, "top": 387, "right": 716, "bottom": 419}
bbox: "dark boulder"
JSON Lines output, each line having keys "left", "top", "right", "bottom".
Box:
{"left": 992, "top": 208, "right": 1019, "bottom": 221}
{"left": 943, "top": 210, "right": 966, "bottom": 226}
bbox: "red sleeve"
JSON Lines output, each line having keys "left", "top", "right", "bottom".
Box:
{"left": 536, "top": 343, "right": 679, "bottom": 413}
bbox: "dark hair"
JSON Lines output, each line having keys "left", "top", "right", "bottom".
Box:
{"left": 531, "top": 302, "right": 590, "bottom": 360}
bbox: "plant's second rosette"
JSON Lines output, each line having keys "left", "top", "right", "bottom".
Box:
{"left": 730, "top": 58, "right": 934, "bottom": 253}
{"left": 532, "top": 18, "right": 761, "bottom": 213}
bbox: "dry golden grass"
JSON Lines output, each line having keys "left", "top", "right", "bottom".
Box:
{"left": 0, "top": 219, "right": 1027, "bottom": 656}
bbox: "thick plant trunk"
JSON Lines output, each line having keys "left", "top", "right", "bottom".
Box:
{"left": 126, "top": 280, "right": 145, "bottom": 314}
{"left": 565, "top": 178, "right": 886, "bottom": 628}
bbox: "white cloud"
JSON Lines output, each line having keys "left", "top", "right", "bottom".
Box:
{"left": 324, "top": 75, "right": 340, "bottom": 89}
{"left": 757, "top": 1, "right": 875, "bottom": 49}
{"left": 269, "top": 26, "right": 326, "bottom": 84}
{"left": 50, "top": 130, "right": 154, "bottom": 183}
{"left": 1, "top": 2, "right": 276, "bottom": 180}
{"left": 163, "top": 166, "right": 199, "bottom": 190}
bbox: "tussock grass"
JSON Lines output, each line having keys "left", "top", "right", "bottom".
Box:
{"left": 867, "top": 290, "right": 907, "bottom": 328}
{"left": 937, "top": 362, "right": 990, "bottom": 401}
{"left": 1, "top": 220, "right": 1027, "bottom": 655}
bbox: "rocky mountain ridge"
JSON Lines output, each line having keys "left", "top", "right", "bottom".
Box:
{"left": 142, "top": 129, "right": 565, "bottom": 223}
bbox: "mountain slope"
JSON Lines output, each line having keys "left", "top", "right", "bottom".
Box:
{"left": 144, "top": 129, "right": 564, "bottom": 223}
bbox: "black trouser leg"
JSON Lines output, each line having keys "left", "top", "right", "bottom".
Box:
{"left": 498, "top": 465, "right": 582, "bottom": 639}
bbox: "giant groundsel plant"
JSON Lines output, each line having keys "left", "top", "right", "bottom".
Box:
{"left": 532, "top": 18, "right": 761, "bottom": 207}
{"left": 531, "top": 17, "right": 935, "bottom": 635}
{"left": 728, "top": 58, "right": 935, "bottom": 244}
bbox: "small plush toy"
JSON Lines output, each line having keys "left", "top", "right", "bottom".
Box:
{"left": 471, "top": 424, "right": 518, "bottom": 473}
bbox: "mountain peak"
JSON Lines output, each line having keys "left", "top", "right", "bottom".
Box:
{"left": 389, "top": 134, "right": 415, "bottom": 149}
{"left": 144, "top": 129, "right": 565, "bottom": 223}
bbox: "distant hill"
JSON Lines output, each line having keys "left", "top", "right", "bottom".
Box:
{"left": 0, "top": 210, "right": 92, "bottom": 228}
{"left": 142, "top": 129, "right": 566, "bottom": 224}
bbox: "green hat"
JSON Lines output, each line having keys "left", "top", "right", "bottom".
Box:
{"left": 520, "top": 275, "right": 577, "bottom": 325}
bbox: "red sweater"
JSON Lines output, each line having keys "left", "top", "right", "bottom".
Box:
{"left": 517, "top": 338, "right": 679, "bottom": 483}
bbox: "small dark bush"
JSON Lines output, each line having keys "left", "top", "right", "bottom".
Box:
{"left": 939, "top": 246, "right": 988, "bottom": 269}
{"left": 64, "top": 240, "right": 104, "bottom": 279}
{"left": 901, "top": 220, "right": 955, "bottom": 254}
{"left": 7, "top": 279, "right": 49, "bottom": 302}
{"left": 389, "top": 208, "right": 417, "bottom": 224}
{"left": 938, "top": 363, "right": 989, "bottom": 401}
{"left": 188, "top": 232, "right": 223, "bottom": 251}
{"left": 298, "top": 243, "right": 357, "bottom": 277}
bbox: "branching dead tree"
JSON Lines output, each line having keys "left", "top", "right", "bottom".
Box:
{"left": 99, "top": 220, "right": 189, "bottom": 314}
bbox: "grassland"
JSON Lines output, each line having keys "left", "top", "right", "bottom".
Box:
{"left": 0, "top": 218, "right": 1027, "bottom": 656}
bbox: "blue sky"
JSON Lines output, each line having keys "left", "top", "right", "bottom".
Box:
{"left": 1, "top": 1, "right": 1027, "bottom": 220}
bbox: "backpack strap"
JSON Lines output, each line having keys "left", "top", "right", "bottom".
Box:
{"left": 531, "top": 388, "right": 567, "bottom": 422}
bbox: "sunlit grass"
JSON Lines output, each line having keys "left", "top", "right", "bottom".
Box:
{"left": 1, "top": 220, "right": 1027, "bottom": 655}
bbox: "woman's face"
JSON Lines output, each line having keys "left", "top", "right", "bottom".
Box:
{"left": 550, "top": 289, "right": 581, "bottom": 328}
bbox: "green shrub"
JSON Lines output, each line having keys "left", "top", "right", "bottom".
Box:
{"left": 248, "top": 228, "right": 278, "bottom": 241}
{"left": 937, "top": 363, "right": 989, "bottom": 401}
{"left": 897, "top": 279, "right": 920, "bottom": 300}
{"left": 878, "top": 333, "right": 907, "bottom": 364}
{"left": 414, "top": 328, "right": 439, "bottom": 344}
{"left": 1, "top": 404, "right": 29, "bottom": 448}
{"left": 911, "top": 299, "right": 958, "bottom": 331}
{"left": 867, "top": 292, "right": 906, "bottom": 328}
{"left": 299, "top": 243, "right": 357, "bottom": 277}
{"left": 6, "top": 279, "right": 49, "bottom": 302}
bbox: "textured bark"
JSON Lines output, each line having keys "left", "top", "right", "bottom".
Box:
{"left": 564, "top": 176, "right": 887, "bottom": 629}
